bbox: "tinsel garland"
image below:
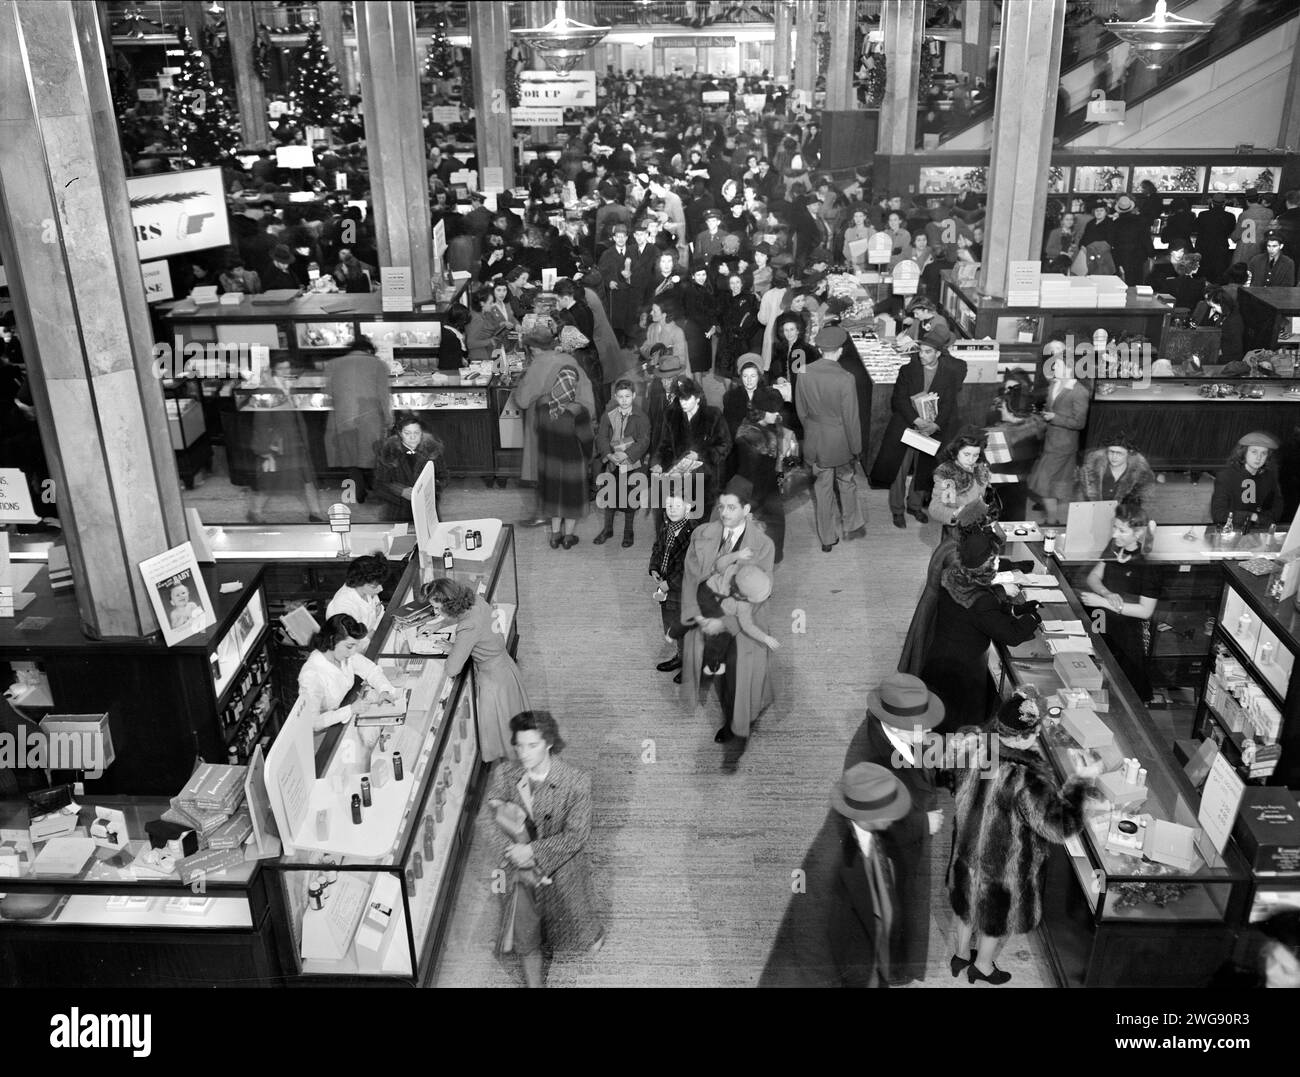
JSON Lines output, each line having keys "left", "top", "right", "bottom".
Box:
{"left": 862, "top": 52, "right": 885, "bottom": 105}
{"left": 506, "top": 46, "right": 523, "bottom": 108}
{"left": 919, "top": 38, "right": 938, "bottom": 97}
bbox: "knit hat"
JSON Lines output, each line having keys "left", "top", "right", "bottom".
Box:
{"left": 959, "top": 529, "right": 1000, "bottom": 568}
{"left": 993, "top": 689, "right": 1043, "bottom": 737}
{"left": 752, "top": 387, "right": 785, "bottom": 415}
{"left": 732, "top": 564, "right": 772, "bottom": 603}
{"left": 724, "top": 474, "right": 754, "bottom": 506}
{"left": 1238, "top": 431, "right": 1280, "bottom": 450}
{"left": 814, "top": 325, "right": 847, "bottom": 351}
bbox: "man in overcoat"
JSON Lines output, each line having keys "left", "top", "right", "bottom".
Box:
{"left": 796, "top": 326, "right": 865, "bottom": 551}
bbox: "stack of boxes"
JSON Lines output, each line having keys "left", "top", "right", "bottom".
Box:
{"left": 161, "top": 763, "right": 254, "bottom": 884}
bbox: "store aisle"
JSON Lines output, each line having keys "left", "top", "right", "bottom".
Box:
{"left": 431, "top": 478, "right": 1054, "bottom": 988}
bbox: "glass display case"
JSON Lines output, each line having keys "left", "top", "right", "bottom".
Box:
{"left": 989, "top": 549, "right": 1251, "bottom": 986}
{"left": 295, "top": 321, "right": 357, "bottom": 350}
{"left": 1208, "top": 165, "right": 1279, "bottom": 194}
{"left": 1072, "top": 165, "right": 1129, "bottom": 194}
{"left": 0, "top": 797, "right": 277, "bottom": 987}
{"left": 1130, "top": 165, "right": 1206, "bottom": 194}
{"left": 1194, "top": 563, "right": 1300, "bottom": 789}
{"left": 264, "top": 526, "right": 517, "bottom": 985}
{"left": 916, "top": 165, "right": 987, "bottom": 194}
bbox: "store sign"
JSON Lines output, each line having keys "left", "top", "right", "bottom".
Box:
{"left": 136, "top": 88, "right": 161, "bottom": 102}
{"left": 380, "top": 266, "right": 414, "bottom": 313}
{"left": 654, "top": 36, "right": 735, "bottom": 48}
{"left": 430, "top": 105, "right": 462, "bottom": 125}
{"left": 125, "top": 166, "right": 231, "bottom": 262}
{"left": 1086, "top": 91, "right": 1126, "bottom": 124}
{"left": 140, "top": 260, "right": 174, "bottom": 304}
{"left": 0, "top": 469, "right": 37, "bottom": 523}
{"left": 702, "top": 90, "right": 731, "bottom": 105}
{"left": 518, "top": 70, "right": 596, "bottom": 109}
{"left": 512, "top": 106, "right": 566, "bottom": 126}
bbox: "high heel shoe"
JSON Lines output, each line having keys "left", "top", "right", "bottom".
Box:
{"left": 967, "top": 961, "right": 1012, "bottom": 985}
{"left": 950, "top": 950, "right": 975, "bottom": 978}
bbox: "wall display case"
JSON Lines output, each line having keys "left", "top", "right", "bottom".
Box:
{"left": 264, "top": 526, "right": 518, "bottom": 985}
{"left": 1130, "top": 165, "right": 1206, "bottom": 194}
{"left": 0, "top": 797, "right": 277, "bottom": 987}
{"left": 0, "top": 564, "right": 281, "bottom": 792}
{"left": 988, "top": 549, "right": 1252, "bottom": 986}
{"left": 1208, "top": 165, "right": 1280, "bottom": 194}
{"left": 1072, "top": 164, "right": 1130, "bottom": 194}
{"left": 915, "top": 165, "right": 987, "bottom": 194}
{"left": 1194, "top": 562, "right": 1300, "bottom": 789}
{"left": 1087, "top": 379, "right": 1300, "bottom": 470}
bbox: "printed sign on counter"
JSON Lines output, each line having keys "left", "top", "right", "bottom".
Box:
{"left": 0, "top": 468, "right": 38, "bottom": 524}
{"left": 1198, "top": 750, "right": 1246, "bottom": 856}
{"left": 140, "top": 259, "right": 174, "bottom": 303}
{"left": 138, "top": 541, "right": 215, "bottom": 646}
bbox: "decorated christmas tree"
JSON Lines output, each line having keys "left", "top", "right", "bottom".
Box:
{"left": 423, "top": 3, "right": 456, "bottom": 81}
{"left": 292, "top": 26, "right": 345, "bottom": 127}
{"left": 170, "top": 29, "right": 239, "bottom": 167}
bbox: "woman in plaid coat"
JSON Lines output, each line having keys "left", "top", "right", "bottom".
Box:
{"left": 489, "top": 711, "right": 602, "bottom": 987}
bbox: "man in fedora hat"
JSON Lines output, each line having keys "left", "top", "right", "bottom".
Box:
{"left": 1109, "top": 194, "right": 1154, "bottom": 286}
{"left": 844, "top": 673, "right": 945, "bottom": 983}
{"left": 261, "top": 244, "right": 300, "bottom": 292}
{"left": 759, "top": 763, "right": 910, "bottom": 987}
{"left": 1195, "top": 192, "right": 1237, "bottom": 282}
{"left": 643, "top": 349, "right": 688, "bottom": 466}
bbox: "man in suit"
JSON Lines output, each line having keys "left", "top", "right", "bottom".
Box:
{"left": 869, "top": 331, "right": 967, "bottom": 528}
{"left": 758, "top": 762, "right": 910, "bottom": 987}
{"left": 628, "top": 219, "right": 661, "bottom": 339}
{"left": 796, "top": 326, "right": 866, "bottom": 552}
{"left": 843, "top": 673, "right": 944, "bottom": 984}
{"left": 1247, "top": 234, "right": 1297, "bottom": 288}
{"left": 597, "top": 223, "right": 638, "bottom": 343}
{"left": 643, "top": 352, "right": 685, "bottom": 464}
{"left": 678, "top": 477, "right": 773, "bottom": 744}
{"left": 261, "top": 244, "right": 301, "bottom": 292}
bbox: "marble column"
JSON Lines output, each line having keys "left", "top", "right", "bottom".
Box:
{"left": 316, "top": 0, "right": 353, "bottom": 97}
{"left": 979, "top": 0, "right": 1066, "bottom": 299}
{"left": 1279, "top": 28, "right": 1300, "bottom": 150}
{"left": 824, "top": 0, "right": 855, "bottom": 111}
{"left": 469, "top": 0, "right": 516, "bottom": 191}
{"left": 354, "top": 1, "right": 434, "bottom": 302}
{"left": 226, "top": 1, "right": 269, "bottom": 145}
{"left": 0, "top": 0, "right": 189, "bottom": 639}
{"left": 964, "top": 0, "right": 995, "bottom": 86}
{"left": 877, "top": 0, "right": 922, "bottom": 155}
{"left": 773, "top": 0, "right": 792, "bottom": 83}
{"left": 793, "top": 0, "right": 818, "bottom": 100}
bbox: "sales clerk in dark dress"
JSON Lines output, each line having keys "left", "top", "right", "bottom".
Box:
{"left": 1081, "top": 497, "right": 1160, "bottom": 704}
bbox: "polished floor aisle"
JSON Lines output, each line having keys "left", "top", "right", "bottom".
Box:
{"left": 430, "top": 476, "right": 1055, "bottom": 988}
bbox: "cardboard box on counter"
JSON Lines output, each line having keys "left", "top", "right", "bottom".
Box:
{"left": 206, "top": 812, "right": 252, "bottom": 852}
{"left": 178, "top": 763, "right": 247, "bottom": 813}
{"left": 1144, "top": 819, "right": 1200, "bottom": 872}
{"left": 1233, "top": 788, "right": 1300, "bottom": 875}
{"left": 1054, "top": 652, "right": 1103, "bottom": 691}
{"left": 1060, "top": 707, "right": 1114, "bottom": 750}
{"left": 1098, "top": 770, "right": 1148, "bottom": 808}
{"left": 177, "top": 845, "right": 245, "bottom": 885}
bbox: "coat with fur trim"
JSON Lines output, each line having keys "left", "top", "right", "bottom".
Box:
{"left": 949, "top": 746, "right": 1091, "bottom": 938}
{"left": 1076, "top": 448, "right": 1155, "bottom": 504}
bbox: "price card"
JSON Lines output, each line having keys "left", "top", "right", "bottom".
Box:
{"left": 1198, "top": 750, "right": 1245, "bottom": 856}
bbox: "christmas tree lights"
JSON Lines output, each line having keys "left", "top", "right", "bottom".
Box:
{"left": 171, "top": 29, "right": 239, "bottom": 167}
{"left": 292, "top": 26, "right": 345, "bottom": 128}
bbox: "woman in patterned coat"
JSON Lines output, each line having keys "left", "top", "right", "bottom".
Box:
{"left": 489, "top": 711, "right": 602, "bottom": 988}
{"left": 948, "top": 690, "right": 1099, "bottom": 985}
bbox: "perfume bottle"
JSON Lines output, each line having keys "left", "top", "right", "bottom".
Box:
{"left": 393, "top": 751, "right": 404, "bottom": 781}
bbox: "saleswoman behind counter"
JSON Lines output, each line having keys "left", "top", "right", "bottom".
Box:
{"left": 325, "top": 554, "right": 388, "bottom": 635}
{"left": 298, "top": 614, "right": 398, "bottom": 740}
{"left": 1082, "top": 497, "right": 1159, "bottom": 705}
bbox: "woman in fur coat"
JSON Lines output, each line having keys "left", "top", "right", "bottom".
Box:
{"left": 1076, "top": 438, "right": 1155, "bottom": 503}
{"left": 949, "top": 690, "right": 1100, "bottom": 985}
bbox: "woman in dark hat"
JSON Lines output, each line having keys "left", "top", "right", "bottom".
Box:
{"left": 536, "top": 365, "right": 595, "bottom": 549}
{"left": 1076, "top": 432, "right": 1155, "bottom": 504}
{"left": 919, "top": 528, "right": 1041, "bottom": 734}
{"left": 733, "top": 385, "right": 795, "bottom": 564}
{"left": 1080, "top": 199, "right": 1113, "bottom": 250}
{"left": 1211, "top": 430, "right": 1284, "bottom": 532}
{"left": 681, "top": 259, "right": 719, "bottom": 374}
{"left": 949, "top": 688, "right": 1099, "bottom": 985}
{"left": 716, "top": 269, "right": 760, "bottom": 378}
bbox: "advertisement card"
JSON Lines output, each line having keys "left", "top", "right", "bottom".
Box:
{"left": 139, "top": 542, "right": 215, "bottom": 646}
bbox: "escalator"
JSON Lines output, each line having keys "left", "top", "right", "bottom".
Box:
{"left": 1060, "top": 0, "right": 1298, "bottom": 147}
{"left": 932, "top": 0, "right": 1265, "bottom": 151}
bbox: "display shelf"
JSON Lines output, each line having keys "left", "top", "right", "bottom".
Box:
{"left": 263, "top": 526, "right": 517, "bottom": 985}
{"left": 0, "top": 797, "right": 278, "bottom": 986}
{"left": 0, "top": 565, "right": 278, "bottom": 795}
